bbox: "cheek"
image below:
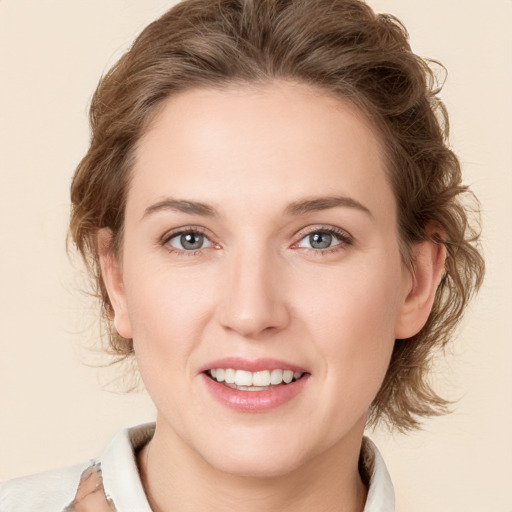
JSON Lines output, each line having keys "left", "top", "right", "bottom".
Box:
{"left": 302, "top": 254, "right": 403, "bottom": 342}
{"left": 123, "top": 263, "right": 215, "bottom": 386}
{"left": 299, "top": 257, "right": 403, "bottom": 406}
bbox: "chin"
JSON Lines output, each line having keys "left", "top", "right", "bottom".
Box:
{"left": 196, "top": 427, "right": 309, "bottom": 478}
{"left": 207, "top": 450, "right": 304, "bottom": 479}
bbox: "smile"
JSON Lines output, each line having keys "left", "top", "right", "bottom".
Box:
{"left": 207, "top": 368, "right": 305, "bottom": 391}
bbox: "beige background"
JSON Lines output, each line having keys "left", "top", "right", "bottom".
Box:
{"left": 0, "top": 1, "right": 510, "bottom": 511}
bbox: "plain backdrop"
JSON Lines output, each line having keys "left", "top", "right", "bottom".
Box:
{"left": 0, "top": 1, "right": 510, "bottom": 511}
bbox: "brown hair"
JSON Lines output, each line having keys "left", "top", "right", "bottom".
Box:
{"left": 69, "top": 0, "right": 484, "bottom": 431}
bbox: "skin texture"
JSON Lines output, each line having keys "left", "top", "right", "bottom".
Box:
{"left": 100, "top": 82, "right": 445, "bottom": 512}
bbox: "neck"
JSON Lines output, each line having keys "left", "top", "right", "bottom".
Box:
{"left": 137, "top": 419, "right": 367, "bottom": 512}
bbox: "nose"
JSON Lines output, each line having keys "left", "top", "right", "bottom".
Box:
{"left": 217, "top": 247, "right": 291, "bottom": 339}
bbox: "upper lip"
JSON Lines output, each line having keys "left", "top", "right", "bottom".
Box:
{"left": 199, "top": 357, "right": 308, "bottom": 374}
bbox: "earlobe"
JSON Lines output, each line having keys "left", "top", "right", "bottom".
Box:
{"left": 394, "top": 235, "right": 446, "bottom": 340}
{"left": 98, "top": 228, "right": 133, "bottom": 339}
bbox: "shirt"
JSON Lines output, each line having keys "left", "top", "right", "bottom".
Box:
{"left": 0, "top": 423, "right": 395, "bottom": 511}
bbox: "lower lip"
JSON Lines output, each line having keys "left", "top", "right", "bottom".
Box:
{"left": 201, "top": 373, "right": 309, "bottom": 412}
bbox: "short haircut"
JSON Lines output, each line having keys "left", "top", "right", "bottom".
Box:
{"left": 69, "top": 0, "right": 484, "bottom": 431}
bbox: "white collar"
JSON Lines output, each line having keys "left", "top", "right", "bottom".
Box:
{"left": 361, "top": 437, "right": 396, "bottom": 512}
{"left": 98, "top": 422, "right": 155, "bottom": 511}
{"left": 97, "top": 423, "right": 395, "bottom": 512}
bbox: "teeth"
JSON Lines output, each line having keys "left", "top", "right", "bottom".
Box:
{"left": 235, "top": 370, "right": 253, "bottom": 386}
{"left": 253, "top": 370, "right": 270, "bottom": 386}
{"left": 283, "top": 370, "right": 293, "bottom": 383}
{"left": 270, "top": 369, "right": 283, "bottom": 384}
{"left": 208, "top": 368, "right": 304, "bottom": 388}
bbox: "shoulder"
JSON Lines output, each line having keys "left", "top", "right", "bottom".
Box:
{"left": 0, "top": 423, "right": 155, "bottom": 512}
{"left": 0, "top": 462, "right": 87, "bottom": 512}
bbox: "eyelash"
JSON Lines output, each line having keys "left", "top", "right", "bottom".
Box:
{"left": 293, "top": 226, "right": 354, "bottom": 255}
{"left": 161, "top": 226, "right": 211, "bottom": 257}
{"left": 161, "top": 225, "right": 353, "bottom": 257}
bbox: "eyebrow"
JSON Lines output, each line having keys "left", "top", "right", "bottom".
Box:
{"left": 284, "top": 196, "right": 373, "bottom": 218}
{"left": 143, "top": 199, "right": 218, "bottom": 218}
{"left": 142, "top": 195, "right": 373, "bottom": 219}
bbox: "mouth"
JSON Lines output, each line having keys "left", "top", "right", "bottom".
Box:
{"left": 204, "top": 368, "right": 306, "bottom": 391}
{"left": 200, "top": 357, "right": 310, "bottom": 411}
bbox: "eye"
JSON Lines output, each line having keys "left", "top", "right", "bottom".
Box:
{"left": 166, "top": 230, "right": 213, "bottom": 251}
{"left": 295, "top": 227, "right": 352, "bottom": 251}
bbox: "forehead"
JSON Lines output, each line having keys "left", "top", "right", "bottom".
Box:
{"left": 130, "top": 82, "right": 395, "bottom": 223}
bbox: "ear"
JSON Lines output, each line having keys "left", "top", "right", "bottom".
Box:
{"left": 394, "top": 233, "right": 446, "bottom": 339}
{"left": 98, "top": 228, "right": 133, "bottom": 339}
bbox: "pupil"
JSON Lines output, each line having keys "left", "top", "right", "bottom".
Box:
{"left": 181, "top": 233, "right": 203, "bottom": 250}
{"left": 310, "top": 232, "right": 332, "bottom": 249}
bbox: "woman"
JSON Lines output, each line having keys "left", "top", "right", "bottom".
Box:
{"left": 0, "top": 0, "right": 484, "bottom": 511}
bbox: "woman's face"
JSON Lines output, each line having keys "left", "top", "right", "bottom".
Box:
{"left": 108, "top": 82, "right": 413, "bottom": 476}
